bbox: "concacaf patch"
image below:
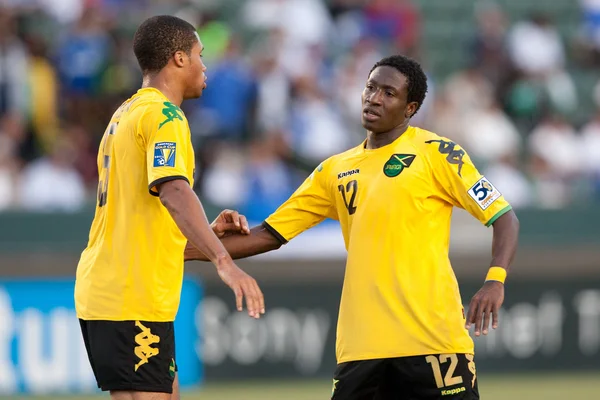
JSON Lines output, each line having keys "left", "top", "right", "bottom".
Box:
{"left": 153, "top": 142, "right": 176, "bottom": 167}
{"left": 468, "top": 177, "right": 501, "bottom": 210}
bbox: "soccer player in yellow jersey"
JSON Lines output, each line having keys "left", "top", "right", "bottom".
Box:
{"left": 74, "top": 16, "right": 265, "bottom": 400}
{"left": 186, "top": 55, "right": 520, "bottom": 399}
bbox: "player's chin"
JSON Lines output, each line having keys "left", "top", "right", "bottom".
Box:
{"left": 184, "top": 86, "right": 204, "bottom": 100}
{"left": 361, "top": 118, "right": 383, "bottom": 132}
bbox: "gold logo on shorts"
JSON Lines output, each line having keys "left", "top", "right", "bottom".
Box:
{"left": 134, "top": 321, "right": 160, "bottom": 371}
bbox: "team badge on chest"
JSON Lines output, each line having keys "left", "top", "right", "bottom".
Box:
{"left": 383, "top": 154, "right": 416, "bottom": 177}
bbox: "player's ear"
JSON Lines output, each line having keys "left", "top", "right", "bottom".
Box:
{"left": 406, "top": 102, "right": 419, "bottom": 119}
{"left": 173, "top": 50, "right": 186, "bottom": 68}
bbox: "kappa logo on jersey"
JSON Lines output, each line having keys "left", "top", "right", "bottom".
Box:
{"left": 468, "top": 177, "right": 501, "bottom": 210}
{"left": 158, "top": 102, "right": 184, "bottom": 129}
{"left": 153, "top": 142, "right": 176, "bottom": 167}
{"left": 426, "top": 139, "right": 465, "bottom": 176}
{"left": 338, "top": 169, "right": 359, "bottom": 179}
{"left": 383, "top": 154, "right": 416, "bottom": 177}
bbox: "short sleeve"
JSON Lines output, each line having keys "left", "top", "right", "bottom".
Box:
{"left": 427, "top": 138, "right": 512, "bottom": 226}
{"left": 142, "top": 101, "right": 193, "bottom": 196}
{"left": 264, "top": 161, "right": 337, "bottom": 243}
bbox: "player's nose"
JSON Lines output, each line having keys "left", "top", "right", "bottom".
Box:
{"left": 366, "top": 90, "right": 382, "bottom": 106}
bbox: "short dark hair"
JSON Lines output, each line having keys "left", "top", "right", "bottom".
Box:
{"left": 133, "top": 15, "right": 198, "bottom": 74}
{"left": 369, "top": 55, "right": 428, "bottom": 116}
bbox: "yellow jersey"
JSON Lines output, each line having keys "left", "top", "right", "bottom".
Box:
{"left": 75, "top": 88, "right": 195, "bottom": 322}
{"left": 264, "top": 126, "right": 512, "bottom": 363}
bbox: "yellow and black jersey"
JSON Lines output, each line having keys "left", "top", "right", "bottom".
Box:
{"left": 265, "top": 126, "right": 511, "bottom": 363}
{"left": 75, "top": 88, "right": 195, "bottom": 322}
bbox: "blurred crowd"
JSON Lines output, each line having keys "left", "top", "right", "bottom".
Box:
{"left": 0, "top": 0, "right": 599, "bottom": 218}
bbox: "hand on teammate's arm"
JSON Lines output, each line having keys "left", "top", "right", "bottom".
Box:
{"left": 185, "top": 221, "right": 283, "bottom": 261}
{"left": 466, "top": 210, "right": 519, "bottom": 337}
{"left": 158, "top": 180, "right": 265, "bottom": 318}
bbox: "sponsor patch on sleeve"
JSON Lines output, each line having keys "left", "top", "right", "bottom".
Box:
{"left": 468, "top": 177, "right": 501, "bottom": 210}
{"left": 153, "top": 142, "right": 176, "bottom": 167}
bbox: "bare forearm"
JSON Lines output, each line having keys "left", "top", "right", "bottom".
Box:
{"left": 160, "top": 181, "right": 231, "bottom": 265}
{"left": 490, "top": 210, "right": 519, "bottom": 271}
{"left": 185, "top": 224, "right": 282, "bottom": 262}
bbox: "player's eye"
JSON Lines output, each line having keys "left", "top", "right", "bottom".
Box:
{"left": 385, "top": 91, "right": 394, "bottom": 97}
{"left": 366, "top": 84, "right": 374, "bottom": 90}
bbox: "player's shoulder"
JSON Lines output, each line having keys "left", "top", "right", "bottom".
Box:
{"left": 316, "top": 142, "right": 364, "bottom": 174}
{"left": 412, "top": 127, "right": 467, "bottom": 161}
{"left": 128, "top": 88, "right": 187, "bottom": 123}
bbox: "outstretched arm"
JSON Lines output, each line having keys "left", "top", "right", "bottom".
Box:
{"left": 489, "top": 209, "right": 519, "bottom": 270}
{"left": 185, "top": 223, "right": 283, "bottom": 261}
{"left": 187, "top": 159, "right": 336, "bottom": 262}
{"left": 160, "top": 180, "right": 265, "bottom": 317}
{"left": 466, "top": 210, "right": 519, "bottom": 336}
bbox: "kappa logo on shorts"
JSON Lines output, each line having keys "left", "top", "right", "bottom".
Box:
{"left": 169, "top": 358, "right": 176, "bottom": 378}
{"left": 153, "top": 142, "right": 176, "bottom": 167}
{"left": 468, "top": 177, "right": 501, "bottom": 210}
{"left": 332, "top": 378, "right": 339, "bottom": 396}
{"left": 134, "top": 321, "right": 160, "bottom": 372}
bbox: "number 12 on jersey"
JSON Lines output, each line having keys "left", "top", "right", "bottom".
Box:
{"left": 97, "top": 122, "right": 117, "bottom": 207}
{"left": 338, "top": 179, "right": 358, "bottom": 215}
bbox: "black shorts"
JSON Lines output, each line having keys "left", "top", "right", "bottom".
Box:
{"left": 331, "top": 354, "right": 479, "bottom": 400}
{"left": 79, "top": 319, "right": 177, "bottom": 393}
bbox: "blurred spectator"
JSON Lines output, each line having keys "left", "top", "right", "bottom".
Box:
{"left": 528, "top": 114, "right": 582, "bottom": 177}
{"left": 0, "top": 8, "right": 29, "bottom": 116}
{"left": 37, "top": 0, "right": 84, "bottom": 25}
{"left": 201, "top": 144, "right": 247, "bottom": 209}
{"left": 288, "top": 75, "right": 350, "bottom": 165}
{"left": 334, "top": 38, "right": 382, "bottom": 135}
{"left": 469, "top": 1, "right": 511, "bottom": 92}
{"left": 362, "top": 0, "right": 420, "bottom": 56}
{"left": 66, "top": 123, "right": 98, "bottom": 191}
{"left": 507, "top": 13, "right": 577, "bottom": 115}
{"left": 0, "top": 0, "right": 596, "bottom": 213}
{"left": 243, "top": 0, "right": 333, "bottom": 79}
{"left": 56, "top": 6, "right": 111, "bottom": 97}
{"left": 0, "top": 114, "right": 23, "bottom": 210}
{"left": 442, "top": 65, "right": 495, "bottom": 132}
{"left": 239, "top": 134, "right": 296, "bottom": 222}
{"left": 580, "top": 109, "right": 600, "bottom": 199}
{"left": 0, "top": 136, "right": 16, "bottom": 211}
{"left": 577, "top": 0, "right": 600, "bottom": 65}
{"left": 461, "top": 101, "right": 521, "bottom": 167}
{"left": 426, "top": 92, "right": 463, "bottom": 141}
{"left": 188, "top": 37, "right": 257, "bottom": 142}
{"left": 485, "top": 154, "right": 534, "bottom": 209}
{"left": 24, "top": 35, "right": 60, "bottom": 156}
{"left": 243, "top": 0, "right": 333, "bottom": 48}
{"left": 252, "top": 41, "right": 291, "bottom": 133}
{"left": 508, "top": 14, "right": 565, "bottom": 77}
{"left": 19, "top": 138, "right": 86, "bottom": 212}
{"left": 528, "top": 114, "right": 582, "bottom": 208}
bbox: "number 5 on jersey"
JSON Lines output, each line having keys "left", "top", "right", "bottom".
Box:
{"left": 338, "top": 180, "right": 358, "bottom": 215}
{"left": 98, "top": 122, "right": 118, "bottom": 207}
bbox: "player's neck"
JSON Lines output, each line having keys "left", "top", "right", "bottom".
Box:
{"left": 365, "top": 123, "right": 410, "bottom": 150}
{"left": 142, "top": 74, "right": 184, "bottom": 106}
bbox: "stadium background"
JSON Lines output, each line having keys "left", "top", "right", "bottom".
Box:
{"left": 0, "top": 0, "right": 599, "bottom": 398}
